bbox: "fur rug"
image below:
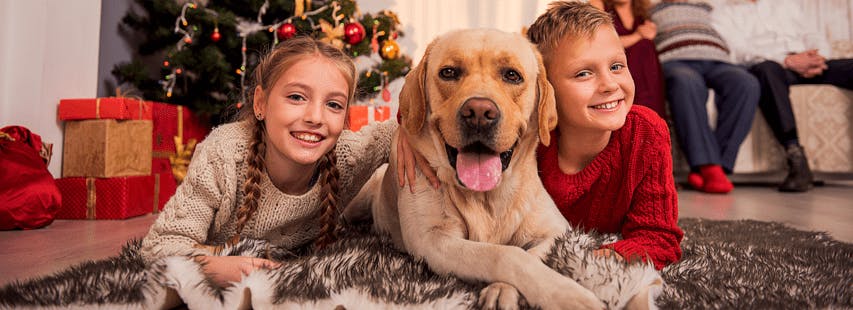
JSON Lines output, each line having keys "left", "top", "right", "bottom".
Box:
{"left": 1, "top": 218, "right": 851, "bottom": 309}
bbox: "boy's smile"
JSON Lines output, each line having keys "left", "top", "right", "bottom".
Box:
{"left": 544, "top": 25, "right": 634, "bottom": 134}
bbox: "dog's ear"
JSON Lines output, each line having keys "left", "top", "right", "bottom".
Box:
{"left": 535, "top": 50, "right": 558, "bottom": 146}
{"left": 399, "top": 42, "right": 432, "bottom": 135}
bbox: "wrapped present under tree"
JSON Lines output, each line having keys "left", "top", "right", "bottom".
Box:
{"left": 58, "top": 98, "right": 152, "bottom": 121}
{"left": 55, "top": 176, "right": 158, "bottom": 220}
{"left": 348, "top": 105, "right": 391, "bottom": 131}
{"left": 62, "top": 119, "right": 152, "bottom": 178}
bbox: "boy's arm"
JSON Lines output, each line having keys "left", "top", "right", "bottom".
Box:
{"left": 603, "top": 124, "right": 683, "bottom": 270}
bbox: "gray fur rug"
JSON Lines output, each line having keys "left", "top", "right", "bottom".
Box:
{"left": 1, "top": 218, "right": 851, "bottom": 309}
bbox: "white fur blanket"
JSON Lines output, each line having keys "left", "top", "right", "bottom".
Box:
{"left": 0, "top": 224, "right": 657, "bottom": 309}
{"left": 2, "top": 218, "right": 851, "bottom": 309}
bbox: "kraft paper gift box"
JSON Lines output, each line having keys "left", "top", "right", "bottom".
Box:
{"left": 62, "top": 119, "right": 153, "bottom": 178}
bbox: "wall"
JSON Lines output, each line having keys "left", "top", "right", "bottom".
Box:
{"left": 365, "top": 0, "right": 853, "bottom": 63}
{"left": 6, "top": 0, "right": 850, "bottom": 177}
{"left": 0, "top": 0, "right": 102, "bottom": 177}
{"left": 359, "top": 0, "right": 552, "bottom": 64}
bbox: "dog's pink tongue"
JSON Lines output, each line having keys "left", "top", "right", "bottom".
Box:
{"left": 456, "top": 152, "right": 502, "bottom": 192}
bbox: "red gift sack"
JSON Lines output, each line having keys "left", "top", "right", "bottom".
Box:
{"left": 0, "top": 126, "right": 61, "bottom": 230}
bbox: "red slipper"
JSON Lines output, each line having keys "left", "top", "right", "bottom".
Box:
{"left": 699, "top": 164, "right": 733, "bottom": 194}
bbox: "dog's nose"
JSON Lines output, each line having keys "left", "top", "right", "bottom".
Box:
{"left": 460, "top": 98, "right": 500, "bottom": 128}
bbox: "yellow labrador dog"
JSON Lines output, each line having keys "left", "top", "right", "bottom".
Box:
{"left": 346, "top": 29, "right": 606, "bottom": 310}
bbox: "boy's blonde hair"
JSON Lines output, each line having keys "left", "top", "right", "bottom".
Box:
{"left": 527, "top": 1, "right": 614, "bottom": 60}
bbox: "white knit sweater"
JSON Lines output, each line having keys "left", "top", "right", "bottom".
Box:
{"left": 140, "top": 119, "right": 396, "bottom": 262}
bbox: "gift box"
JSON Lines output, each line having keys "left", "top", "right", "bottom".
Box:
{"left": 62, "top": 119, "right": 153, "bottom": 178}
{"left": 152, "top": 158, "right": 177, "bottom": 212}
{"left": 58, "top": 98, "right": 153, "bottom": 121}
{"left": 348, "top": 105, "right": 391, "bottom": 131}
{"left": 151, "top": 102, "right": 210, "bottom": 154}
{"left": 55, "top": 176, "right": 156, "bottom": 220}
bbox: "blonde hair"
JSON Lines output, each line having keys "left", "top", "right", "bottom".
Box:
{"left": 234, "top": 36, "right": 356, "bottom": 249}
{"left": 527, "top": 1, "right": 614, "bottom": 59}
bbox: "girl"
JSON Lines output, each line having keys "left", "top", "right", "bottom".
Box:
{"left": 140, "top": 37, "right": 397, "bottom": 287}
{"left": 590, "top": 0, "right": 667, "bottom": 119}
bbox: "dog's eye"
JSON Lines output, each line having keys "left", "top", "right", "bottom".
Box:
{"left": 439, "top": 67, "right": 460, "bottom": 80}
{"left": 502, "top": 69, "right": 523, "bottom": 84}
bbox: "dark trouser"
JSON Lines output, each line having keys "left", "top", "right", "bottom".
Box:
{"left": 748, "top": 59, "right": 853, "bottom": 146}
{"left": 664, "top": 60, "right": 759, "bottom": 172}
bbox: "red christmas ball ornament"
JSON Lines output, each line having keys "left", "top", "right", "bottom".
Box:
{"left": 277, "top": 23, "right": 297, "bottom": 40}
{"left": 382, "top": 88, "right": 391, "bottom": 102}
{"left": 210, "top": 28, "right": 221, "bottom": 42}
{"left": 343, "top": 22, "right": 366, "bottom": 45}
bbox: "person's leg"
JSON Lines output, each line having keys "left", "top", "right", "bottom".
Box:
{"left": 705, "top": 62, "right": 759, "bottom": 172}
{"left": 663, "top": 60, "right": 722, "bottom": 191}
{"left": 748, "top": 60, "right": 813, "bottom": 192}
{"left": 747, "top": 61, "right": 800, "bottom": 145}
{"left": 663, "top": 61, "right": 720, "bottom": 168}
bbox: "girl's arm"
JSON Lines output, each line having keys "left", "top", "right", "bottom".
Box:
{"left": 396, "top": 125, "right": 440, "bottom": 192}
{"left": 334, "top": 119, "right": 398, "bottom": 204}
{"left": 140, "top": 136, "right": 227, "bottom": 262}
{"left": 620, "top": 32, "right": 644, "bottom": 48}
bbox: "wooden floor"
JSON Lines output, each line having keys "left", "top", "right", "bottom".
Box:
{"left": 1, "top": 175, "right": 851, "bottom": 286}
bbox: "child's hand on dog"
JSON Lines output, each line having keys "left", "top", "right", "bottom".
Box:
{"left": 397, "top": 127, "right": 440, "bottom": 192}
{"left": 195, "top": 255, "right": 281, "bottom": 287}
{"left": 592, "top": 249, "right": 624, "bottom": 261}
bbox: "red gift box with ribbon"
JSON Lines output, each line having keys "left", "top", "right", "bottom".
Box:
{"left": 152, "top": 158, "right": 177, "bottom": 212}
{"left": 58, "top": 98, "right": 153, "bottom": 121}
{"left": 150, "top": 102, "right": 209, "bottom": 211}
{"left": 348, "top": 105, "right": 391, "bottom": 131}
{"left": 55, "top": 176, "right": 157, "bottom": 220}
{"left": 151, "top": 102, "right": 210, "bottom": 154}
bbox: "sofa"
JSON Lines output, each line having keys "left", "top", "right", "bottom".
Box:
{"left": 672, "top": 85, "right": 853, "bottom": 174}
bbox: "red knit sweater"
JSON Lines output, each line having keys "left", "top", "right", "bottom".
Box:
{"left": 537, "top": 105, "right": 683, "bottom": 270}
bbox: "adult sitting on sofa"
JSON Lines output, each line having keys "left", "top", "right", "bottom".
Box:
{"left": 713, "top": 0, "right": 853, "bottom": 192}
{"left": 651, "top": 0, "right": 759, "bottom": 194}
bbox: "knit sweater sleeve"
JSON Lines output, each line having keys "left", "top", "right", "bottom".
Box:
{"left": 605, "top": 115, "right": 684, "bottom": 270}
{"left": 140, "top": 126, "right": 237, "bottom": 263}
{"left": 334, "top": 119, "right": 398, "bottom": 206}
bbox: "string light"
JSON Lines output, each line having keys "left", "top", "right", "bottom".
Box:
{"left": 234, "top": 0, "right": 334, "bottom": 103}
{"left": 159, "top": 0, "right": 401, "bottom": 106}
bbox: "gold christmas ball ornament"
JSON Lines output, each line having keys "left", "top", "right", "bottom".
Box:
{"left": 380, "top": 39, "right": 400, "bottom": 59}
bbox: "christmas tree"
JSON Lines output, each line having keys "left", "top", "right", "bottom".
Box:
{"left": 113, "top": 0, "right": 411, "bottom": 120}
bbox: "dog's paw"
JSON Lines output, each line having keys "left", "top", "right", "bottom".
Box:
{"left": 545, "top": 284, "right": 605, "bottom": 310}
{"left": 478, "top": 282, "right": 520, "bottom": 310}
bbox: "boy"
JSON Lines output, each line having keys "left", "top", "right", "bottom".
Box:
{"left": 527, "top": 1, "right": 683, "bottom": 270}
